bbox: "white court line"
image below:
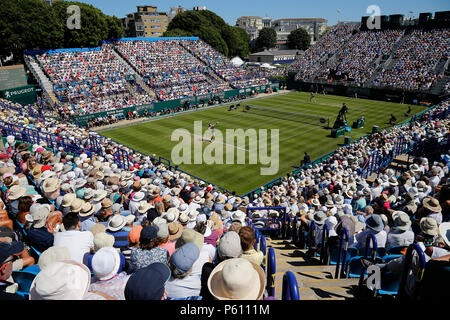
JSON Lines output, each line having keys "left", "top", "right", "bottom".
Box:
{"left": 192, "top": 133, "right": 249, "bottom": 152}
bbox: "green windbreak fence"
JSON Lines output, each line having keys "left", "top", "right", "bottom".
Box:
{"left": 72, "top": 83, "right": 278, "bottom": 126}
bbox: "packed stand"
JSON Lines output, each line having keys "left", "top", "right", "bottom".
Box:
{"left": 114, "top": 40, "right": 230, "bottom": 101}
{"left": 291, "top": 24, "right": 359, "bottom": 81}
{"left": 327, "top": 30, "right": 405, "bottom": 85}
{"left": 33, "top": 45, "right": 133, "bottom": 103}
{"left": 0, "top": 96, "right": 447, "bottom": 300}
{"left": 371, "top": 28, "right": 450, "bottom": 91}
{"left": 180, "top": 39, "right": 269, "bottom": 89}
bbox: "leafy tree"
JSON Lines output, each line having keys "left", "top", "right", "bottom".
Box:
{"left": 0, "top": 0, "right": 124, "bottom": 63}
{"left": 166, "top": 10, "right": 250, "bottom": 58}
{"left": 287, "top": 28, "right": 311, "bottom": 50}
{"left": 163, "top": 28, "right": 194, "bottom": 37}
{"left": 0, "top": 0, "right": 63, "bottom": 60}
{"left": 255, "top": 27, "right": 277, "bottom": 52}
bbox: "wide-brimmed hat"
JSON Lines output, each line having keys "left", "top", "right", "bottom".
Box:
{"left": 188, "top": 210, "right": 199, "bottom": 223}
{"left": 93, "top": 189, "right": 107, "bottom": 202}
{"left": 31, "top": 165, "right": 43, "bottom": 179}
{"left": 178, "top": 212, "right": 189, "bottom": 225}
{"left": 392, "top": 211, "right": 411, "bottom": 231}
{"left": 409, "top": 164, "right": 421, "bottom": 173}
{"left": 43, "top": 178, "right": 60, "bottom": 194}
{"left": 133, "top": 191, "right": 145, "bottom": 202}
{"left": 168, "top": 221, "right": 184, "bottom": 241}
{"left": 70, "top": 198, "right": 84, "bottom": 213}
{"left": 311, "top": 198, "right": 320, "bottom": 207}
{"left": 137, "top": 201, "right": 151, "bottom": 214}
{"left": 231, "top": 210, "right": 246, "bottom": 224}
{"left": 334, "top": 195, "right": 344, "bottom": 205}
{"left": 208, "top": 258, "right": 266, "bottom": 300}
{"left": 422, "top": 197, "right": 441, "bottom": 213}
{"left": 79, "top": 202, "right": 95, "bottom": 217}
{"left": 209, "top": 212, "right": 224, "bottom": 231}
{"left": 61, "top": 193, "right": 76, "bottom": 208}
{"left": 37, "top": 247, "right": 71, "bottom": 271}
{"left": 438, "top": 222, "right": 450, "bottom": 248}
{"left": 420, "top": 217, "right": 438, "bottom": 236}
{"left": 92, "top": 247, "right": 121, "bottom": 281}
{"left": 73, "top": 178, "right": 87, "bottom": 190}
{"left": 388, "top": 177, "right": 399, "bottom": 186}
{"left": 29, "top": 260, "right": 91, "bottom": 300}
{"left": 8, "top": 185, "right": 26, "bottom": 200}
{"left": 325, "top": 199, "right": 335, "bottom": 208}
{"left": 165, "top": 207, "right": 180, "bottom": 222}
{"left": 175, "top": 228, "right": 204, "bottom": 251}
{"left": 314, "top": 211, "right": 327, "bottom": 226}
{"left": 415, "top": 181, "right": 428, "bottom": 193}
{"left": 101, "top": 198, "right": 113, "bottom": 209}
{"left": 107, "top": 214, "right": 126, "bottom": 232}
{"left": 177, "top": 203, "right": 189, "bottom": 215}
{"left": 83, "top": 188, "right": 94, "bottom": 200}
{"left": 365, "top": 214, "right": 384, "bottom": 233}
{"left": 30, "top": 204, "right": 51, "bottom": 229}
{"left": 215, "top": 196, "right": 225, "bottom": 204}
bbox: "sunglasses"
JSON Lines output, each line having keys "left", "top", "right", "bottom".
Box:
{"left": 2, "top": 255, "right": 20, "bottom": 265}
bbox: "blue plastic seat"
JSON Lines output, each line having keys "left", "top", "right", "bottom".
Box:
{"left": 386, "top": 246, "right": 407, "bottom": 255}
{"left": 12, "top": 269, "right": 39, "bottom": 298}
{"left": 344, "top": 256, "right": 367, "bottom": 278}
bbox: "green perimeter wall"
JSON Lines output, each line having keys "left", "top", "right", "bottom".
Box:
{"left": 72, "top": 83, "right": 279, "bottom": 126}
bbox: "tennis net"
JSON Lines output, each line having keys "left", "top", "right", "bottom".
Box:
{"left": 243, "top": 105, "right": 330, "bottom": 127}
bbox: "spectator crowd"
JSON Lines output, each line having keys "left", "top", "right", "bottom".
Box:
{"left": 0, "top": 87, "right": 448, "bottom": 300}
{"left": 291, "top": 25, "right": 450, "bottom": 92}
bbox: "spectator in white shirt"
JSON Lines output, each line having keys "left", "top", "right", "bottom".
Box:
{"left": 53, "top": 212, "right": 94, "bottom": 264}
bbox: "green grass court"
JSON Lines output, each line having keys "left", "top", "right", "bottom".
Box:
{"left": 100, "top": 91, "right": 427, "bottom": 195}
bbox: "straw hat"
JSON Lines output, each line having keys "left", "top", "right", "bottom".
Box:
{"left": 420, "top": 217, "right": 439, "bottom": 236}
{"left": 93, "top": 189, "right": 107, "bottom": 202}
{"left": 207, "top": 258, "right": 266, "bottom": 300}
{"left": 168, "top": 221, "right": 183, "bottom": 241}
{"left": 61, "top": 193, "right": 76, "bottom": 208}
{"left": 43, "top": 178, "right": 60, "bottom": 194}
{"left": 101, "top": 198, "right": 113, "bottom": 209}
{"left": 8, "top": 185, "right": 26, "bottom": 200}
{"left": 107, "top": 214, "right": 126, "bottom": 232}
{"left": 137, "top": 201, "right": 151, "bottom": 214}
{"left": 79, "top": 202, "right": 95, "bottom": 217}
{"left": 70, "top": 198, "right": 84, "bottom": 213}
{"left": 422, "top": 197, "right": 441, "bottom": 213}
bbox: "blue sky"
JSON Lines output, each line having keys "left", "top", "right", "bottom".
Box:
{"left": 76, "top": 0, "right": 449, "bottom": 25}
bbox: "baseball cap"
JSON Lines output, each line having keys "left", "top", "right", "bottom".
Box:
{"left": 0, "top": 241, "right": 24, "bottom": 265}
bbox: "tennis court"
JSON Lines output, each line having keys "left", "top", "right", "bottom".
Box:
{"left": 100, "top": 91, "right": 427, "bottom": 195}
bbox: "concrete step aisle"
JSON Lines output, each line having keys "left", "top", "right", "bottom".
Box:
{"left": 266, "top": 239, "right": 359, "bottom": 300}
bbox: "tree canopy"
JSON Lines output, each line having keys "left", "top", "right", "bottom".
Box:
{"left": 0, "top": 0, "right": 124, "bottom": 63}
{"left": 287, "top": 28, "right": 311, "bottom": 51}
{"left": 254, "top": 27, "right": 277, "bottom": 52}
{"left": 164, "top": 10, "right": 250, "bottom": 58}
